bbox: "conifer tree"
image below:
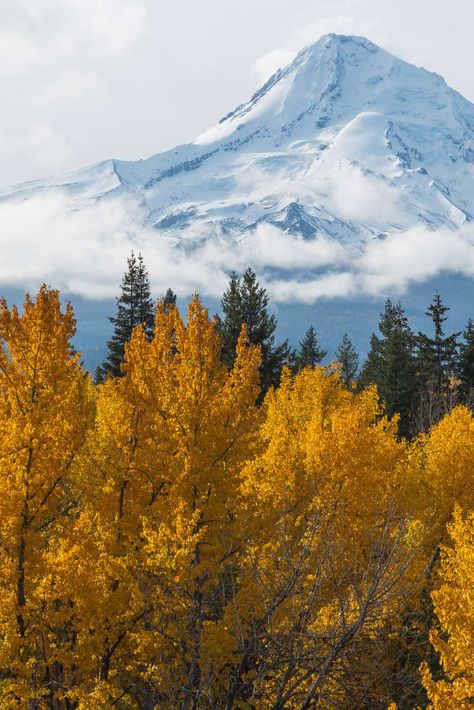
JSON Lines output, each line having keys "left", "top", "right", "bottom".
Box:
{"left": 296, "top": 325, "right": 326, "bottom": 369}
{"left": 336, "top": 333, "right": 359, "bottom": 386}
{"left": 160, "top": 287, "right": 177, "bottom": 312}
{"left": 219, "top": 268, "right": 291, "bottom": 393}
{"left": 457, "top": 318, "right": 474, "bottom": 401}
{"left": 96, "top": 251, "right": 154, "bottom": 381}
{"left": 410, "top": 295, "right": 460, "bottom": 432}
{"left": 358, "top": 332, "right": 383, "bottom": 390}
{"left": 417, "top": 293, "right": 459, "bottom": 390}
{"left": 220, "top": 272, "right": 243, "bottom": 367}
{"left": 359, "top": 300, "right": 417, "bottom": 437}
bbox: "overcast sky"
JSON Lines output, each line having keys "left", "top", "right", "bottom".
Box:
{"left": 1, "top": 0, "right": 474, "bottom": 189}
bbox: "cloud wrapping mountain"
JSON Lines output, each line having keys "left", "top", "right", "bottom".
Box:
{"left": 1, "top": 33, "right": 474, "bottom": 303}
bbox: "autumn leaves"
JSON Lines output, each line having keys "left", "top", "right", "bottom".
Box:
{"left": 0, "top": 287, "right": 471, "bottom": 708}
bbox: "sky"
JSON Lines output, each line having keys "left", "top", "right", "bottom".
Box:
{"left": 1, "top": 0, "right": 474, "bottom": 188}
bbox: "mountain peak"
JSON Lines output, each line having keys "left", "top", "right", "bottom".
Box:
{"left": 193, "top": 32, "right": 474, "bottom": 155}
{"left": 277, "top": 32, "right": 385, "bottom": 83}
{"left": 305, "top": 32, "right": 380, "bottom": 53}
{"left": 0, "top": 31, "right": 474, "bottom": 349}
{"left": 2, "top": 33, "right": 474, "bottom": 265}
{"left": 194, "top": 35, "right": 396, "bottom": 147}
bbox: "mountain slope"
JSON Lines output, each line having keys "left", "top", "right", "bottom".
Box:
{"left": 2, "top": 33, "right": 474, "bottom": 369}
{"left": 3, "top": 33, "right": 474, "bottom": 254}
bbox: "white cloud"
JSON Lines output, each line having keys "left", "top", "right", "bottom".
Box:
{"left": 358, "top": 227, "right": 474, "bottom": 293}
{"left": 0, "top": 192, "right": 474, "bottom": 305}
{"left": 70, "top": 0, "right": 148, "bottom": 53}
{"left": 0, "top": 193, "right": 233, "bottom": 299}
{"left": 267, "top": 272, "right": 357, "bottom": 302}
{"left": 291, "top": 15, "right": 363, "bottom": 48}
{"left": 325, "top": 163, "right": 402, "bottom": 224}
{"left": 265, "top": 226, "right": 474, "bottom": 304}
{"left": 0, "top": 28, "right": 41, "bottom": 78}
{"left": 240, "top": 225, "right": 348, "bottom": 270}
{"left": 41, "top": 69, "right": 101, "bottom": 104}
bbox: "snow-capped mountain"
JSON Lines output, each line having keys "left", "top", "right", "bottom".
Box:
{"left": 3, "top": 33, "right": 474, "bottom": 246}
{"left": 1, "top": 34, "right": 474, "bottom": 368}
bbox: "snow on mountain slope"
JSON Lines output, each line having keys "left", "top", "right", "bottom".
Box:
{"left": 117, "top": 33, "right": 474, "bottom": 240}
{"left": 1, "top": 33, "right": 474, "bottom": 301}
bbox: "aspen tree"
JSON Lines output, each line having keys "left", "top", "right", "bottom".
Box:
{"left": 0, "top": 287, "right": 90, "bottom": 705}
{"left": 222, "top": 368, "right": 422, "bottom": 707}
{"left": 78, "top": 297, "right": 261, "bottom": 706}
{"left": 422, "top": 507, "right": 474, "bottom": 709}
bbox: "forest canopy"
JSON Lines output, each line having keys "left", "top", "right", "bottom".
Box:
{"left": 0, "top": 285, "right": 472, "bottom": 708}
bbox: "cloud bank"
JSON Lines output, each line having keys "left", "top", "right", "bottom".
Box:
{"left": 0, "top": 192, "right": 473, "bottom": 304}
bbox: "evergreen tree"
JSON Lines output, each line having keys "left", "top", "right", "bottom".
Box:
{"left": 296, "top": 326, "right": 327, "bottom": 369}
{"left": 160, "top": 288, "right": 177, "bottom": 313}
{"left": 358, "top": 300, "right": 418, "bottom": 438}
{"left": 358, "top": 333, "right": 383, "bottom": 391}
{"left": 220, "top": 272, "right": 244, "bottom": 368}
{"left": 417, "top": 292, "right": 460, "bottom": 395}
{"left": 218, "top": 268, "right": 291, "bottom": 394}
{"left": 135, "top": 254, "right": 155, "bottom": 336}
{"left": 457, "top": 318, "right": 474, "bottom": 401}
{"left": 358, "top": 300, "right": 411, "bottom": 390}
{"left": 336, "top": 333, "right": 359, "bottom": 386}
{"left": 96, "top": 252, "right": 155, "bottom": 381}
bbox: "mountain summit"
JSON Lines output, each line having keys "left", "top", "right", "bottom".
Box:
{"left": 2, "top": 34, "right": 474, "bottom": 270}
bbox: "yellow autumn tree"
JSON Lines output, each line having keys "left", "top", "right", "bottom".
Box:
{"left": 218, "top": 366, "right": 424, "bottom": 708}
{"left": 66, "top": 296, "right": 261, "bottom": 706}
{"left": 0, "top": 286, "right": 90, "bottom": 706}
{"left": 408, "top": 406, "right": 474, "bottom": 548}
{"left": 422, "top": 506, "right": 474, "bottom": 709}
{"left": 0, "top": 285, "right": 472, "bottom": 708}
{"left": 386, "top": 405, "right": 474, "bottom": 708}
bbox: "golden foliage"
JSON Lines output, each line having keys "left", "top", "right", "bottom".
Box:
{"left": 0, "top": 286, "right": 472, "bottom": 708}
{"left": 409, "top": 406, "right": 474, "bottom": 543}
{"left": 0, "top": 287, "right": 90, "bottom": 705}
{"left": 422, "top": 507, "right": 474, "bottom": 709}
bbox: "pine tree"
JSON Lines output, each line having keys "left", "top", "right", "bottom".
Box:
{"left": 358, "top": 300, "right": 418, "bottom": 437}
{"left": 96, "top": 252, "right": 155, "bottom": 381}
{"left": 296, "top": 325, "right": 327, "bottom": 369}
{"left": 456, "top": 318, "right": 474, "bottom": 402}
{"left": 417, "top": 292, "right": 460, "bottom": 395}
{"left": 336, "top": 333, "right": 359, "bottom": 386}
{"left": 220, "top": 272, "right": 243, "bottom": 368}
{"left": 358, "top": 333, "right": 383, "bottom": 390}
{"left": 135, "top": 253, "right": 155, "bottom": 336}
{"left": 160, "top": 288, "right": 177, "bottom": 313}
{"left": 358, "top": 301, "right": 409, "bottom": 391}
{"left": 219, "top": 268, "right": 291, "bottom": 394}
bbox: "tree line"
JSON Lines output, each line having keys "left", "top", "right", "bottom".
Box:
{"left": 0, "top": 283, "right": 472, "bottom": 708}
{"left": 98, "top": 253, "right": 474, "bottom": 439}
{"left": 0, "top": 274, "right": 472, "bottom": 707}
